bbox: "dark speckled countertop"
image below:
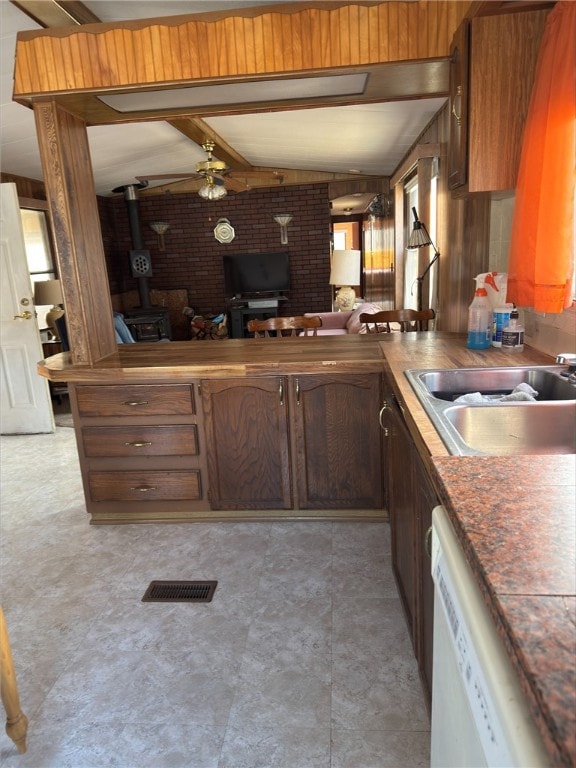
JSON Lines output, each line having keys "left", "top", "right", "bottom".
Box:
{"left": 380, "top": 334, "right": 576, "bottom": 766}
{"left": 430, "top": 456, "right": 576, "bottom": 767}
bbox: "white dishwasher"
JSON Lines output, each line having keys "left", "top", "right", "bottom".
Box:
{"left": 430, "top": 505, "right": 550, "bottom": 767}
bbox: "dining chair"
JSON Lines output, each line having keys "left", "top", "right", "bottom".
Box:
{"left": 0, "top": 606, "right": 28, "bottom": 754}
{"left": 359, "top": 308, "right": 435, "bottom": 333}
{"left": 247, "top": 315, "right": 322, "bottom": 338}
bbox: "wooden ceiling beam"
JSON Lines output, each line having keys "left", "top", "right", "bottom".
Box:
{"left": 168, "top": 118, "right": 253, "bottom": 172}
{"left": 14, "top": 3, "right": 470, "bottom": 101}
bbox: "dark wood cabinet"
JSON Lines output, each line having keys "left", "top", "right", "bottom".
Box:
{"left": 413, "top": 447, "right": 437, "bottom": 707}
{"left": 201, "top": 377, "right": 293, "bottom": 509}
{"left": 382, "top": 381, "right": 438, "bottom": 710}
{"left": 447, "top": 20, "right": 470, "bottom": 190}
{"left": 70, "top": 381, "right": 209, "bottom": 523}
{"left": 449, "top": 10, "right": 548, "bottom": 193}
{"left": 383, "top": 392, "right": 418, "bottom": 639}
{"left": 202, "top": 372, "right": 384, "bottom": 513}
{"left": 292, "top": 373, "right": 383, "bottom": 510}
{"left": 69, "top": 368, "right": 385, "bottom": 521}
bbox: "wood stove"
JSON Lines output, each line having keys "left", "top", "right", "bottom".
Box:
{"left": 113, "top": 182, "right": 172, "bottom": 341}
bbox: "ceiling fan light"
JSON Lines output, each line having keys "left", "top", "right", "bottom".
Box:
{"left": 198, "top": 179, "right": 227, "bottom": 200}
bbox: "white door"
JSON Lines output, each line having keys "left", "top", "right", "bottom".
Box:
{"left": 0, "top": 183, "right": 54, "bottom": 434}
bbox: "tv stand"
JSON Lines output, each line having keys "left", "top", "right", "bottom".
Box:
{"left": 228, "top": 296, "right": 287, "bottom": 338}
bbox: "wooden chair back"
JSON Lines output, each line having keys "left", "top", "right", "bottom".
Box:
{"left": 359, "top": 308, "right": 435, "bottom": 333}
{"left": 247, "top": 315, "right": 323, "bottom": 338}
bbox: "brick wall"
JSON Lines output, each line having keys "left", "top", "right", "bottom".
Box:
{"left": 101, "top": 183, "right": 333, "bottom": 337}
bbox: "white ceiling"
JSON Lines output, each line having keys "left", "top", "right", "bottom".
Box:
{"left": 0, "top": 0, "right": 447, "bottom": 211}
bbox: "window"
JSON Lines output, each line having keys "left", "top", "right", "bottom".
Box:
{"left": 404, "top": 166, "right": 439, "bottom": 311}
{"left": 403, "top": 179, "right": 419, "bottom": 309}
{"left": 20, "top": 207, "right": 57, "bottom": 329}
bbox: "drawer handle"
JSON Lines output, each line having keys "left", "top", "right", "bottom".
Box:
{"left": 452, "top": 84, "right": 462, "bottom": 126}
{"left": 130, "top": 485, "right": 157, "bottom": 492}
{"left": 124, "top": 400, "right": 149, "bottom": 407}
{"left": 125, "top": 441, "right": 152, "bottom": 448}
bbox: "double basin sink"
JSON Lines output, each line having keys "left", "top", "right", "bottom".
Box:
{"left": 405, "top": 366, "right": 576, "bottom": 456}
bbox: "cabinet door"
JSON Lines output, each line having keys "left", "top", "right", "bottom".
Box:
{"left": 447, "top": 20, "right": 470, "bottom": 190}
{"left": 386, "top": 395, "right": 417, "bottom": 645}
{"left": 467, "top": 10, "right": 547, "bottom": 192}
{"left": 293, "top": 373, "right": 383, "bottom": 509}
{"left": 413, "top": 448, "right": 438, "bottom": 711}
{"left": 201, "top": 377, "right": 292, "bottom": 509}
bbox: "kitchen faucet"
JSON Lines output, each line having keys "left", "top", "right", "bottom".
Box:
{"left": 556, "top": 353, "right": 576, "bottom": 383}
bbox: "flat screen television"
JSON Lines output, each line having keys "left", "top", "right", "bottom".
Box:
{"left": 223, "top": 252, "right": 290, "bottom": 297}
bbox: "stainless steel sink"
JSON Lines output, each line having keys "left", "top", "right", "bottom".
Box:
{"left": 409, "top": 365, "right": 576, "bottom": 402}
{"left": 443, "top": 402, "right": 576, "bottom": 456}
{"left": 404, "top": 366, "right": 576, "bottom": 456}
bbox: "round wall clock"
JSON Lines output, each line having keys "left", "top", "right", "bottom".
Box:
{"left": 214, "top": 218, "right": 235, "bottom": 244}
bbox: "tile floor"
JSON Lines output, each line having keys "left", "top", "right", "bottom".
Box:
{"left": 0, "top": 418, "right": 430, "bottom": 768}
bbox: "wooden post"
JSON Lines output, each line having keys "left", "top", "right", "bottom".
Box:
{"left": 33, "top": 100, "right": 117, "bottom": 365}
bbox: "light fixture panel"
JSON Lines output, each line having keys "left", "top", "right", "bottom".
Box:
{"left": 98, "top": 74, "right": 368, "bottom": 113}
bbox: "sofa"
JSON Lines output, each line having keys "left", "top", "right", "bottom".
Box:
{"left": 305, "top": 303, "right": 382, "bottom": 335}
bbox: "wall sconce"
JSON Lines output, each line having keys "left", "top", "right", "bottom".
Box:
{"left": 329, "top": 249, "right": 361, "bottom": 311}
{"left": 33, "top": 279, "right": 64, "bottom": 339}
{"left": 273, "top": 214, "right": 293, "bottom": 245}
{"left": 149, "top": 221, "right": 170, "bottom": 251}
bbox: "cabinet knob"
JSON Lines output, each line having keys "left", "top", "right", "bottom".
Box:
{"left": 125, "top": 441, "right": 152, "bottom": 448}
{"left": 123, "top": 400, "right": 149, "bottom": 407}
{"left": 130, "top": 485, "right": 157, "bottom": 492}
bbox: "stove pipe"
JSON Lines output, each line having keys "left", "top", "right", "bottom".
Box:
{"left": 113, "top": 182, "right": 151, "bottom": 309}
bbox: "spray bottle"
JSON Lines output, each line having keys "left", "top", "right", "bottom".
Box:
{"left": 466, "top": 277, "right": 492, "bottom": 349}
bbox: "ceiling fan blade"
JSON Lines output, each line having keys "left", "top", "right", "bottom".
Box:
{"left": 229, "top": 170, "right": 282, "bottom": 178}
{"left": 225, "top": 177, "right": 250, "bottom": 192}
{"left": 136, "top": 173, "right": 199, "bottom": 181}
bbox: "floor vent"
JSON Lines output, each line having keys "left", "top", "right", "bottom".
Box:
{"left": 142, "top": 580, "right": 217, "bottom": 603}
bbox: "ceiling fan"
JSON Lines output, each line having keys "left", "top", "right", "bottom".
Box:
{"left": 136, "top": 139, "right": 284, "bottom": 200}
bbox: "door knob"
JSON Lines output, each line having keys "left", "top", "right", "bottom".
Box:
{"left": 13, "top": 311, "right": 33, "bottom": 320}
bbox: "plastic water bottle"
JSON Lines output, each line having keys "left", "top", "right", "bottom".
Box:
{"left": 492, "top": 304, "right": 514, "bottom": 347}
{"left": 466, "top": 280, "right": 492, "bottom": 349}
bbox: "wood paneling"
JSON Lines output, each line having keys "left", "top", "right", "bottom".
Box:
{"left": 14, "top": 2, "right": 471, "bottom": 100}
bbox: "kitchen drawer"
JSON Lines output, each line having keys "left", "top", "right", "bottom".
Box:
{"left": 75, "top": 384, "right": 195, "bottom": 417}
{"left": 89, "top": 470, "right": 202, "bottom": 502}
{"left": 81, "top": 425, "right": 199, "bottom": 457}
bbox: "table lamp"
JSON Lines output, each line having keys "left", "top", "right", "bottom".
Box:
{"left": 34, "top": 279, "right": 64, "bottom": 339}
{"left": 329, "top": 249, "right": 361, "bottom": 311}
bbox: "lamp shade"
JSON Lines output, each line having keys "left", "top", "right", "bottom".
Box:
{"left": 33, "top": 279, "right": 63, "bottom": 306}
{"left": 329, "top": 250, "right": 361, "bottom": 286}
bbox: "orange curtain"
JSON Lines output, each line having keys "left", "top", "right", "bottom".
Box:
{"left": 507, "top": 1, "right": 576, "bottom": 313}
